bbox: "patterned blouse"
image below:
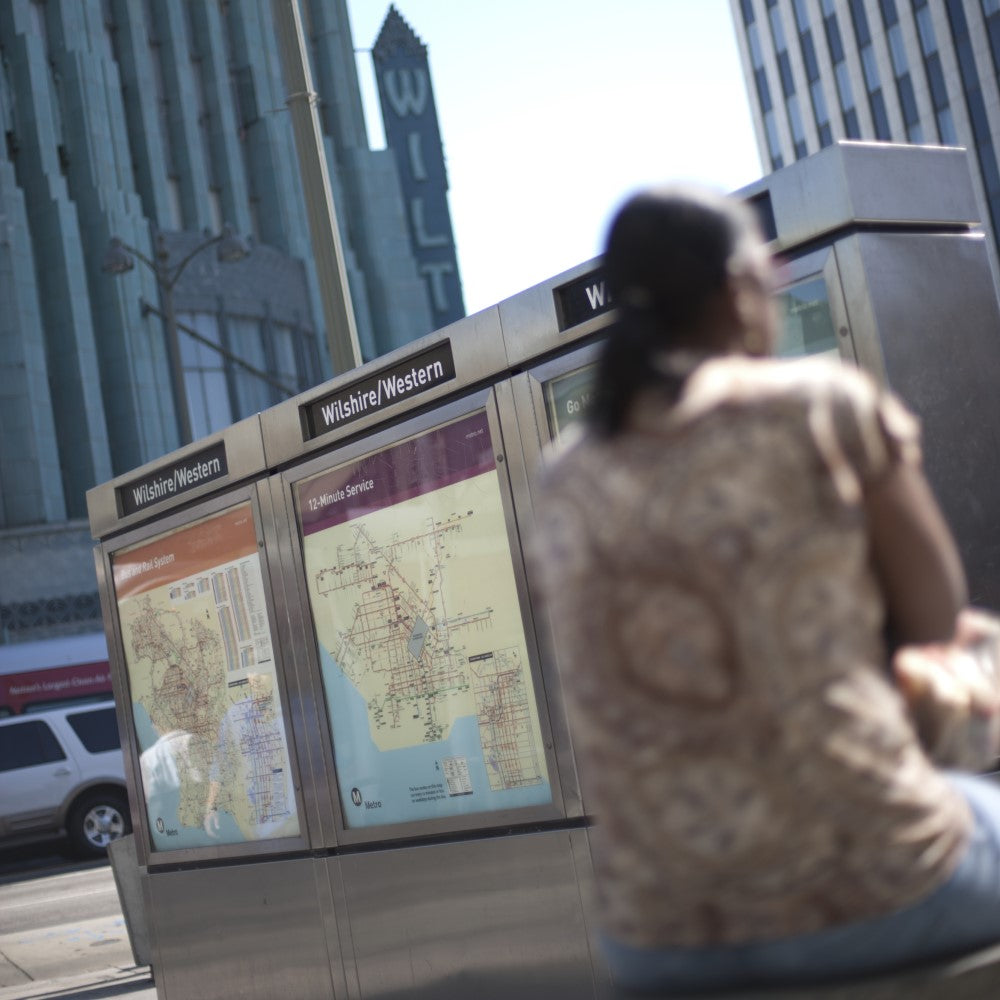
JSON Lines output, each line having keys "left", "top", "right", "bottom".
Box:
{"left": 533, "top": 354, "right": 971, "bottom": 950}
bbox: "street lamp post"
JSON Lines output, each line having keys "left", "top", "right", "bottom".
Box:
{"left": 102, "top": 226, "right": 250, "bottom": 445}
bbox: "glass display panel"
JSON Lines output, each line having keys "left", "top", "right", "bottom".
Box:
{"left": 296, "top": 410, "right": 552, "bottom": 828}
{"left": 775, "top": 275, "right": 839, "bottom": 359}
{"left": 112, "top": 504, "right": 299, "bottom": 851}
{"left": 544, "top": 364, "right": 596, "bottom": 441}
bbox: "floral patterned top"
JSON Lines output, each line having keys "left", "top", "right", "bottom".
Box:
{"left": 533, "top": 354, "right": 971, "bottom": 949}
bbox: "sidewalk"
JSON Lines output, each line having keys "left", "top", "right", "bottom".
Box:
{"left": 0, "top": 966, "right": 154, "bottom": 1000}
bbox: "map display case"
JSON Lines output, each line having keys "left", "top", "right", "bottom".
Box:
{"left": 282, "top": 393, "right": 560, "bottom": 841}
{"left": 111, "top": 501, "right": 300, "bottom": 852}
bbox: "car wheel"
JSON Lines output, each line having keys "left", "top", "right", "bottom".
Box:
{"left": 67, "top": 791, "right": 132, "bottom": 858}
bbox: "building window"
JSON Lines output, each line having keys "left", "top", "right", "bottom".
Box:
{"left": 792, "top": 0, "right": 833, "bottom": 150}
{"left": 226, "top": 316, "right": 274, "bottom": 417}
{"left": 849, "top": 0, "right": 891, "bottom": 140}
{"left": 881, "top": 6, "right": 922, "bottom": 141}
{"left": 946, "top": 0, "right": 1000, "bottom": 237}
{"left": 178, "top": 311, "right": 233, "bottom": 440}
{"left": 766, "top": 4, "right": 805, "bottom": 162}
{"left": 981, "top": 1, "right": 1000, "bottom": 105}
{"left": 913, "top": 1, "right": 955, "bottom": 143}
{"left": 822, "top": 3, "right": 859, "bottom": 139}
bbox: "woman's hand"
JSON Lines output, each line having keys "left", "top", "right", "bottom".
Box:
{"left": 893, "top": 608, "right": 1000, "bottom": 770}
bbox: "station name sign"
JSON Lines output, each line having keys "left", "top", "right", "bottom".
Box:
{"left": 118, "top": 441, "right": 229, "bottom": 517}
{"left": 304, "top": 340, "right": 456, "bottom": 440}
{"left": 555, "top": 266, "right": 613, "bottom": 331}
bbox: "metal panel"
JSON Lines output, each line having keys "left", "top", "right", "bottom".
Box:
{"left": 146, "top": 857, "right": 343, "bottom": 1000}
{"left": 87, "top": 415, "right": 267, "bottom": 540}
{"left": 260, "top": 308, "right": 507, "bottom": 469}
{"left": 93, "top": 484, "right": 310, "bottom": 868}
{"left": 498, "top": 258, "right": 614, "bottom": 369}
{"left": 737, "top": 142, "right": 980, "bottom": 253}
{"left": 338, "top": 827, "right": 597, "bottom": 1000}
{"left": 493, "top": 377, "right": 585, "bottom": 819}
{"left": 275, "top": 388, "right": 572, "bottom": 847}
{"left": 259, "top": 473, "right": 342, "bottom": 849}
{"left": 837, "top": 230, "right": 1000, "bottom": 608}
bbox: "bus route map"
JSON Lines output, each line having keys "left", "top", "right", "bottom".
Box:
{"left": 297, "top": 410, "right": 551, "bottom": 828}
{"left": 112, "top": 504, "right": 299, "bottom": 851}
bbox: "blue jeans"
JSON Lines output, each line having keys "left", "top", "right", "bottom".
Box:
{"left": 602, "top": 773, "right": 1000, "bottom": 995}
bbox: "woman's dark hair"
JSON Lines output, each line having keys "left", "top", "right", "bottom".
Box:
{"left": 586, "top": 185, "right": 760, "bottom": 437}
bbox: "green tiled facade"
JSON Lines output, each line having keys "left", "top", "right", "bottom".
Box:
{"left": 0, "top": 0, "right": 454, "bottom": 641}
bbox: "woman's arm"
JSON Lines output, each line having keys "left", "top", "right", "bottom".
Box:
{"left": 865, "top": 461, "right": 967, "bottom": 645}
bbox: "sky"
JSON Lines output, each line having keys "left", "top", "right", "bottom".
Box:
{"left": 345, "top": 1, "right": 764, "bottom": 315}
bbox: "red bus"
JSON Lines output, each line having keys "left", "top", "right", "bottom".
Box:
{"left": 0, "top": 634, "right": 112, "bottom": 717}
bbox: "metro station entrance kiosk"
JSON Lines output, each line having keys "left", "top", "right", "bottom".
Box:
{"left": 88, "top": 143, "right": 1000, "bottom": 999}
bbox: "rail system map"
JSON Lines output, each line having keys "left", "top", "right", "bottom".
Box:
{"left": 113, "top": 504, "right": 299, "bottom": 851}
{"left": 297, "top": 410, "right": 551, "bottom": 828}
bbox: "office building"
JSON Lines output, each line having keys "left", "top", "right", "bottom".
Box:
{"left": 730, "top": 0, "right": 1000, "bottom": 275}
{"left": 0, "top": 0, "right": 461, "bottom": 643}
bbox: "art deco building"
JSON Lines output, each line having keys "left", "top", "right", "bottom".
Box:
{"left": 0, "top": 1, "right": 461, "bottom": 643}
{"left": 730, "top": 0, "right": 1000, "bottom": 276}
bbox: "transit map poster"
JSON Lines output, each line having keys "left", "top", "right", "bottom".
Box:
{"left": 112, "top": 504, "right": 299, "bottom": 851}
{"left": 296, "top": 410, "right": 551, "bottom": 829}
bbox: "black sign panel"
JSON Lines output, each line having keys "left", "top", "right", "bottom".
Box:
{"left": 554, "top": 267, "right": 613, "bottom": 331}
{"left": 118, "top": 440, "right": 229, "bottom": 517}
{"left": 304, "top": 340, "right": 456, "bottom": 440}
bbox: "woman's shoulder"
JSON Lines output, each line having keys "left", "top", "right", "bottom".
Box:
{"left": 677, "top": 354, "right": 883, "bottom": 417}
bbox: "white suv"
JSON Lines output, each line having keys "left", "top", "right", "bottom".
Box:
{"left": 0, "top": 702, "right": 131, "bottom": 857}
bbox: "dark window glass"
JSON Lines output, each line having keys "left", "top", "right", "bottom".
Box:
{"left": 946, "top": 0, "right": 969, "bottom": 36}
{"left": 811, "top": 79, "right": 830, "bottom": 124}
{"left": 938, "top": 107, "right": 957, "bottom": 144}
{"left": 926, "top": 53, "right": 949, "bottom": 108}
{"left": 899, "top": 74, "right": 919, "bottom": 125}
{"left": 771, "top": 153, "right": 785, "bottom": 171}
{"left": 980, "top": 144, "right": 1000, "bottom": 196}
{"left": 0, "top": 721, "right": 66, "bottom": 771}
{"left": 769, "top": 4, "right": 788, "bottom": 48}
{"left": 844, "top": 107, "right": 861, "bottom": 138}
{"left": 836, "top": 61, "right": 856, "bottom": 110}
{"left": 66, "top": 707, "right": 121, "bottom": 754}
{"left": 788, "top": 93, "right": 806, "bottom": 142}
{"left": 801, "top": 30, "right": 820, "bottom": 80}
{"left": 794, "top": 139, "right": 808, "bottom": 159}
{"left": 741, "top": 0, "right": 755, "bottom": 25}
{"left": 825, "top": 15, "right": 844, "bottom": 62}
{"left": 819, "top": 121, "right": 834, "bottom": 147}
{"left": 755, "top": 67, "right": 774, "bottom": 112}
{"left": 862, "top": 45, "right": 881, "bottom": 90}
{"left": 888, "top": 23, "right": 908, "bottom": 74}
{"left": 749, "top": 22, "right": 765, "bottom": 67}
{"left": 871, "top": 91, "right": 891, "bottom": 139}
{"left": 915, "top": 4, "right": 936, "bottom": 54}
{"left": 850, "top": 0, "right": 872, "bottom": 45}
{"left": 988, "top": 17, "right": 1000, "bottom": 75}
{"left": 990, "top": 194, "right": 1000, "bottom": 236}
{"left": 778, "top": 50, "right": 795, "bottom": 96}
{"left": 880, "top": 0, "right": 899, "bottom": 24}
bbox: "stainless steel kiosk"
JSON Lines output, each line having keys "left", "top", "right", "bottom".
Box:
{"left": 88, "top": 142, "right": 1000, "bottom": 1000}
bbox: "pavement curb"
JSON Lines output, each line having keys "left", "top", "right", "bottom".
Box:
{"left": 0, "top": 965, "right": 153, "bottom": 1000}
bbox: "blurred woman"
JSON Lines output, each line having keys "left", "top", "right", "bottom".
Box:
{"left": 532, "top": 185, "right": 1000, "bottom": 994}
